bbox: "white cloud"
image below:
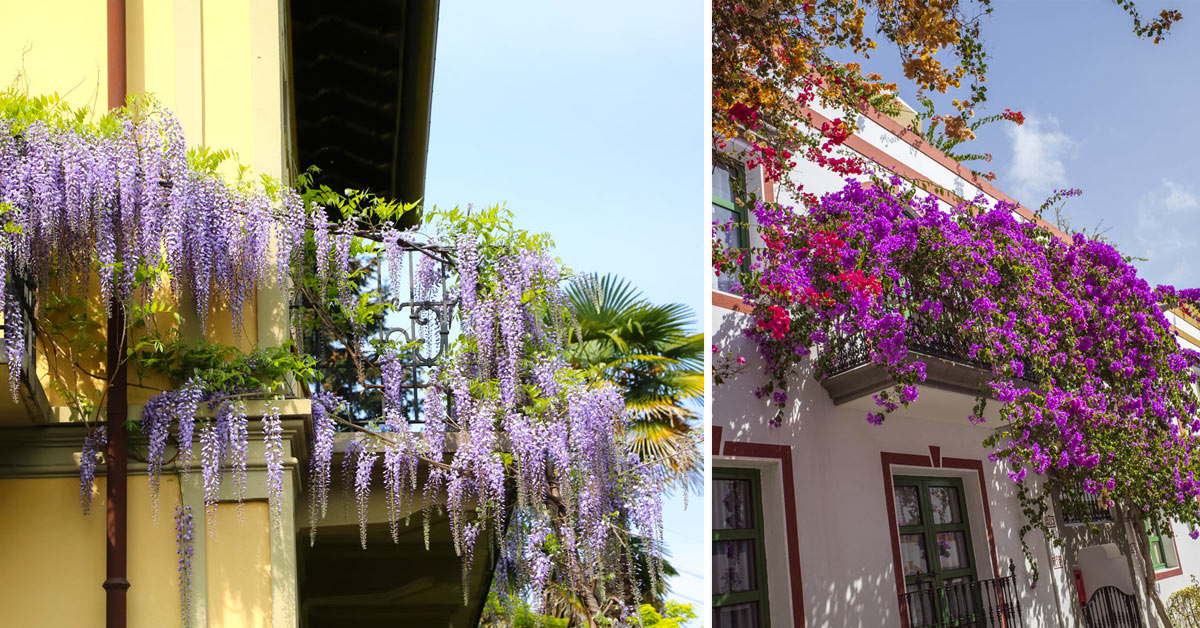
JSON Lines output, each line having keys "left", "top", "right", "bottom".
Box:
{"left": 1159, "top": 179, "right": 1199, "bottom": 212}
{"left": 1005, "top": 114, "right": 1076, "bottom": 205}
{"left": 1134, "top": 178, "right": 1199, "bottom": 286}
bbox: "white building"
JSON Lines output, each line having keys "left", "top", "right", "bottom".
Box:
{"left": 711, "top": 99, "right": 1200, "bottom": 628}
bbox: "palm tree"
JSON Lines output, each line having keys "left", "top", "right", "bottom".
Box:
{"left": 483, "top": 276, "right": 699, "bottom": 628}
{"left": 563, "top": 274, "right": 703, "bottom": 492}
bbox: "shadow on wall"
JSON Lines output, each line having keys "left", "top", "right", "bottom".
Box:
{"left": 982, "top": 462, "right": 1065, "bottom": 628}
{"left": 712, "top": 312, "right": 823, "bottom": 445}
{"left": 714, "top": 310, "right": 1067, "bottom": 628}
{"left": 809, "top": 563, "right": 903, "bottom": 628}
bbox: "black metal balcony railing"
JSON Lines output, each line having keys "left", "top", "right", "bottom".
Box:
{"left": 901, "top": 561, "right": 1024, "bottom": 628}
{"left": 819, "top": 309, "right": 1041, "bottom": 406}
{"left": 291, "top": 241, "right": 457, "bottom": 425}
{"left": 826, "top": 313, "right": 996, "bottom": 378}
{"left": 1061, "top": 490, "right": 1114, "bottom": 525}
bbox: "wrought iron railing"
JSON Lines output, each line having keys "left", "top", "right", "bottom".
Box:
{"left": 1061, "top": 490, "right": 1114, "bottom": 525}
{"left": 291, "top": 240, "right": 457, "bottom": 425}
{"left": 900, "top": 560, "right": 1024, "bottom": 628}
{"left": 1082, "top": 586, "right": 1143, "bottom": 628}
{"left": 374, "top": 242, "right": 456, "bottom": 424}
{"left": 824, "top": 313, "right": 1035, "bottom": 381}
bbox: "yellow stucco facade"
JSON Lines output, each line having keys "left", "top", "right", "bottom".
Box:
{"left": 0, "top": 2, "right": 463, "bottom": 625}
{"left": 0, "top": 0, "right": 293, "bottom": 406}
{"left": 0, "top": 2, "right": 297, "bottom": 626}
{"left": 0, "top": 475, "right": 184, "bottom": 628}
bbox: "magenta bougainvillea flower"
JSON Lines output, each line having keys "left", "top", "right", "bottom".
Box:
{"left": 715, "top": 177, "right": 1200, "bottom": 580}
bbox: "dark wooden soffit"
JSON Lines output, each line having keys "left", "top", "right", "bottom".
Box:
{"left": 290, "top": 0, "right": 439, "bottom": 227}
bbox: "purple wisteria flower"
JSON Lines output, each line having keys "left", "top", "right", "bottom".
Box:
{"left": 80, "top": 425, "right": 106, "bottom": 514}
{"left": 175, "top": 504, "right": 194, "bottom": 627}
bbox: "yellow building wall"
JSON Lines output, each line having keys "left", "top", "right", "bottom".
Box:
{"left": 207, "top": 501, "right": 273, "bottom": 628}
{"left": 0, "top": 476, "right": 183, "bottom": 628}
{"left": 0, "top": 1, "right": 108, "bottom": 112}
{"left": 0, "top": 0, "right": 294, "bottom": 412}
{"left": 0, "top": 1, "right": 288, "bottom": 625}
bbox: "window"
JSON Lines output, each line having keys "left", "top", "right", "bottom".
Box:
{"left": 893, "top": 476, "right": 980, "bottom": 627}
{"left": 893, "top": 476, "right": 978, "bottom": 590}
{"left": 713, "top": 467, "right": 770, "bottom": 628}
{"left": 1147, "top": 521, "right": 1180, "bottom": 572}
{"left": 1059, "top": 488, "right": 1113, "bottom": 525}
{"left": 713, "top": 161, "right": 748, "bottom": 294}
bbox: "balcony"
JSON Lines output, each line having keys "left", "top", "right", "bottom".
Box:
{"left": 1060, "top": 490, "right": 1114, "bottom": 526}
{"left": 901, "top": 564, "right": 1024, "bottom": 628}
{"left": 0, "top": 273, "right": 50, "bottom": 425}
{"left": 819, "top": 314, "right": 1037, "bottom": 406}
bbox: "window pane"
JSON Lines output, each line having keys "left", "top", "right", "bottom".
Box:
{"left": 714, "top": 478, "right": 754, "bottom": 530}
{"left": 935, "top": 531, "right": 971, "bottom": 571}
{"left": 713, "top": 164, "right": 734, "bottom": 202}
{"left": 713, "top": 539, "right": 758, "bottom": 594}
{"left": 894, "top": 485, "right": 922, "bottom": 526}
{"left": 929, "top": 486, "right": 963, "bottom": 524}
{"left": 714, "top": 602, "right": 759, "bottom": 628}
{"left": 900, "top": 533, "right": 929, "bottom": 576}
{"left": 713, "top": 204, "right": 743, "bottom": 293}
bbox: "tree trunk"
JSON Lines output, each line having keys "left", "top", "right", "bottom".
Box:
{"left": 1125, "top": 506, "right": 1174, "bottom": 628}
{"left": 544, "top": 469, "right": 602, "bottom": 627}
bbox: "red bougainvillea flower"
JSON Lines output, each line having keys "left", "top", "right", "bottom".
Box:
{"left": 1002, "top": 108, "right": 1025, "bottom": 125}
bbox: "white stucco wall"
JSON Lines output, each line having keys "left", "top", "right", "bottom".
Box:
{"left": 710, "top": 102, "right": 1140, "bottom": 627}
{"left": 713, "top": 305, "right": 1071, "bottom": 627}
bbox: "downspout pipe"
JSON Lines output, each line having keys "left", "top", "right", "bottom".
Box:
{"left": 104, "top": 2, "right": 130, "bottom": 628}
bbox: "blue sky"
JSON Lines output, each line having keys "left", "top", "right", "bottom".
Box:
{"left": 422, "top": 0, "right": 706, "bottom": 616}
{"left": 856, "top": 1, "right": 1200, "bottom": 288}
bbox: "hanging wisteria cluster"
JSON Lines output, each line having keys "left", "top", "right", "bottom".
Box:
{"left": 714, "top": 176, "right": 1200, "bottom": 577}
{"left": 118, "top": 227, "right": 665, "bottom": 622}
{"left": 174, "top": 504, "right": 194, "bottom": 628}
{"left": 0, "top": 94, "right": 314, "bottom": 405}
{"left": 301, "top": 232, "right": 667, "bottom": 621}
{"left": 2, "top": 92, "right": 668, "bottom": 622}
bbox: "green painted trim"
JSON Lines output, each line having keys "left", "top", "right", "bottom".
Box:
{"left": 1146, "top": 520, "right": 1177, "bottom": 571}
{"left": 713, "top": 466, "right": 771, "bottom": 628}
{"left": 712, "top": 160, "right": 750, "bottom": 294}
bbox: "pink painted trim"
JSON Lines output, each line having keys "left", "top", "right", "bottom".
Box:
{"left": 713, "top": 291, "right": 752, "bottom": 313}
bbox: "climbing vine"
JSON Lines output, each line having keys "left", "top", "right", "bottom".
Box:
{"left": 0, "top": 89, "right": 668, "bottom": 626}
{"left": 714, "top": 177, "right": 1200, "bottom": 600}
{"left": 714, "top": 0, "right": 1182, "bottom": 202}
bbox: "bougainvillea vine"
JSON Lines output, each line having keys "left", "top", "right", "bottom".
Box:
{"left": 715, "top": 176, "right": 1200, "bottom": 583}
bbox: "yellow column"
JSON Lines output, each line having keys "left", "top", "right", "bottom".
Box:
{"left": 206, "top": 501, "right": 273, "bottom": 628}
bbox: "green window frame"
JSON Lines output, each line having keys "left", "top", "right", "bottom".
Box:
{"left": 713, "top": 467, "right": 771, "bottom": 628}
{"left": 893, "top": 476, "right": 978, "bottom": 592}
{"left": 1146, "top": 521, "right": 1180, "bottom": 572}
{"left": 712, "top": 159, "right": 749, "bottom": 294}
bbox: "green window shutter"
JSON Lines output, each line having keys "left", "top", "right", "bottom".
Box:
{"left": 892, "top": 475, "right": 978, "bottom": 593}
{"left": 1146, "top": 521, "right": 1178, "bottom": 571}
